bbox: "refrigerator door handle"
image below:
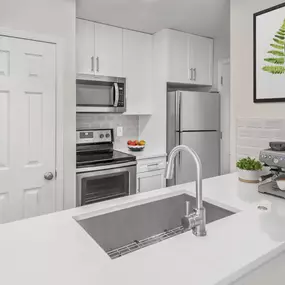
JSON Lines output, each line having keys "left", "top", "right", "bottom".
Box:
{"left": 174, "top": 131, "right": 182, "bottom": 185}
{"left": 175, "top": 92, "right": 182, "bottom": 132}
{"left": 178, "top": 131, "right": 182, "bottom": 165}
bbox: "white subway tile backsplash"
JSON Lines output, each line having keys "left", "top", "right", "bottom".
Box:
{"left": 77, "top": 113, "right": 139, "bottom": 149}
{"left": 244, "top": 118, "right": 264, "bottom": 128}
{"left": 237, "top": 128, "right": 258, "bottom": 138}
{"left": 257, "top": 129, "right": 277, "bottom": 139}
{"left": 236, "top": 118, "right": 285, "bottom": 160}
{"left": 264, "top": 119, "right": 285, "bottom": 130}
{"left": 237, "top": 146, "right": 260, "bottom": 158}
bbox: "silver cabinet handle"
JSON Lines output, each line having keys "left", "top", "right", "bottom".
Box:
{"left": 91, "top": 56, "right": 94, "bottom": 72}
{"left": 44, "top": 172, "right": 54, "bottom": 181}
{"left": 194, "top": 68, "right": 197, "bottom": 81}
{"left": 96, "top": 57, "right": 99, "bottom": 72}
{"left": 190, "top": 68, "right": 193, "bottom": 80}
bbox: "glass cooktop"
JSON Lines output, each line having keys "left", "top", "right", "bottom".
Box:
{"left": 76, "top": 150, "right": 136, "bottom": 168}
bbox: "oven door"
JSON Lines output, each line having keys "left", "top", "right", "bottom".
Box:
{"left": 76, "top": 75, "right": 126, "bottom": 113}
{"left": 76, "top": 163, "right": 136, "bottom": 206}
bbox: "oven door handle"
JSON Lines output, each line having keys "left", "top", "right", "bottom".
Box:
{"left": 113, "top": 82, "right": 119, "bottom": 107}
{"left": 77, "top": 167, "right": 131, "bottom": 179}
{"left": 76, "top": 161, "right": 137, "bottom": 174}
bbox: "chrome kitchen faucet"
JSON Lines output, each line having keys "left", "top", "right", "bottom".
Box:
{"left": 165, "top": 145, "right": 207, "bottom": 237}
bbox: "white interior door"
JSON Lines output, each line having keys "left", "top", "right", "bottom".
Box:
{"left": 220, "top": 61, "right": 231, "bottom": 175}
{"left": 0, "top": 35, "right": 56, "bottom": 223}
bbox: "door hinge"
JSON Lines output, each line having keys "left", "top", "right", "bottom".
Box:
{"left": 55, "top": 170, "right": 57, "bottom": 179}
{"left": 221, "top": 76, "right": 223, "bottom": 86}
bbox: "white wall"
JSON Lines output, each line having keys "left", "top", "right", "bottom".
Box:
{"left": 230, "top": 0, "right": 285, "bottom": 170}
{"left": 0, "top": 0, "right": 76, "bottom": 208}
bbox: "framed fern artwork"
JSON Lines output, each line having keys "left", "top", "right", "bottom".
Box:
{"left": 254, "top": 3, "right": 285, "bottom": 102}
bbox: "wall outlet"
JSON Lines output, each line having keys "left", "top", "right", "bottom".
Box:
{"left": 117, "top": 126, "right": 123, "bottom": 137}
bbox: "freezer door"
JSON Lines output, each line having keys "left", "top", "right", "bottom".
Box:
{"left": 176, "top": 131, "right": 220, "bottom": 185}
{"left": 179, "top": 91, "right": 220, "bottom": 131}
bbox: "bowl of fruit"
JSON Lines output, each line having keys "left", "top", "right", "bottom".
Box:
{"left": 127, "top": 140, "right": 146, "bottom": 151}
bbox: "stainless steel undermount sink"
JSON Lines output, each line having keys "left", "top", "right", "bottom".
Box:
{"left": 75, "top": 194, "right": 235, "bottom": 259}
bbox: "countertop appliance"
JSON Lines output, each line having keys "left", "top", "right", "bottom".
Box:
{"left": 76, "top": 129, "right": 136, "bottom": 206}
{"left": 167, "top": 91, "right": 220, "bottom": 186}
{"left": 76, "top": 74, "right": 126, "bottom": 113}
{"left": 259, "top": 145, "right": 285, "bottom": 199}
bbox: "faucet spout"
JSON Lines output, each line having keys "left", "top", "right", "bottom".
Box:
{"left": 165, "top": 145, "right": 206, "bottom": 237}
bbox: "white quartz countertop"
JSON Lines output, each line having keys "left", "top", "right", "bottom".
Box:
{"left": 1, "top": 173, "right": 285, "bottom": 285}
{"left": 117, "top": 147, "right": 167, "bottom": 160}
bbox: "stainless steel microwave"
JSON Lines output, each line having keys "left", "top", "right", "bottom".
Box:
{"left": 76, "top": 74, "right": 126, "bottom": 113}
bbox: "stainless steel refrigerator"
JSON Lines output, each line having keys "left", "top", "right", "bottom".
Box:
{"left": 167, "top": 91, "right": 220, "bottom": 186}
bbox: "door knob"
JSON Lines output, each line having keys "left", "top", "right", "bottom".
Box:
{"left": 44, "top": 172, "right": 54, "bottom": 181}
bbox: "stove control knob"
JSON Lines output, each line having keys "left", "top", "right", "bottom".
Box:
{"left": 106, "top": 133, "right": 110, "bottom": 138}
{"left": 274, "top": 158, "right": 279, "bottom": 164}
{"left": 100, "top": 134, "right": 104, "bottom": 139}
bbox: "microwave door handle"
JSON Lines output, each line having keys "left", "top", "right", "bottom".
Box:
{"left": 113, "top": 82, "right": 119, "bottom": 107}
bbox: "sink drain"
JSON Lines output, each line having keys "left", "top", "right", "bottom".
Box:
{"left": 257, "top": 205, "right": 268, "bottom": 211}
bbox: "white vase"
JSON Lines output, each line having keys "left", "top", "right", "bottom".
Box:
{"left": 237, "top": 168, "right": 261, "bottom": 183}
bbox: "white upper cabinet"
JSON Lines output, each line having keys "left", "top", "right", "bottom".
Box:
{"left": 167, "top": 30, "right": 189, "bottom": 83}
{"left": 189, "top": 35, "right": 213, "bottom": 86}
{"left": 76, "top": 19, "right": 95, "bottom": 75}
{"left": 95, "top": 23, "right": 123, "bottom": 77}
{"left": 123, "top": 30, "right": 152, "bottom": 115}
{"left": 165, "top": 29, "right": 213, "bottom": 86}
{"left": 76, "top": 19, "right": 123, "bottom": 77}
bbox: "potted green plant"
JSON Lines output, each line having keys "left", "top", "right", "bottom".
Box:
{"left": 236, "top": 157, "right": 263, "bottom": 183}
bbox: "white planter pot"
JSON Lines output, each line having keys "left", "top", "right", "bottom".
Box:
{"left": 237, "top": 168, "right": 261, "bottom": 183}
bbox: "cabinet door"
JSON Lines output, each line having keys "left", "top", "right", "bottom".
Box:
{"left": 137, "top": 170, "right": 166, "bottom": 193}
{"left": 167, "top": 30, "right": 189, "bottom": 83}
{"left": 189, "top": 35, "right": 213, "bottom": 85}
{"left": 123, "top": 30, "right": 152, "bottom": 115}
{"left": 95, "top": 23, "right": 123, "bottom": 77}
{"left": 76, "top": 18, "right": 95, "bottom": 75}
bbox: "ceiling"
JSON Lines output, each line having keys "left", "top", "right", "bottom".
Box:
{"left": 76, "top": 0, "right": 230, "bottom": 39}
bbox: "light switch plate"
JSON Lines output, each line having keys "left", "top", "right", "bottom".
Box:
{"left": 117, "top": 126, "right": 123, "bottom": 137}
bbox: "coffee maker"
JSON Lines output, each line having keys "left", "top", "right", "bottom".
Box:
{"left": 259, "top": 142, "right": 285, "bottom": 198}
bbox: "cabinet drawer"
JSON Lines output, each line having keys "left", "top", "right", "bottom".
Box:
{"left": 137, "top": 157, "right": 166, "bottom": 173}
{"left": 137, "top": 169, "right": 166, "bottom": 193}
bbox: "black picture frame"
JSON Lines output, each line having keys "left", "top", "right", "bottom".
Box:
{"left": 253, "top": 2, "right": 285, "bottom": 103}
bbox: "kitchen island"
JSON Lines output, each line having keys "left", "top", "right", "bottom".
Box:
{"left": 1, "top": 173, "right": 285, "bottom": 285}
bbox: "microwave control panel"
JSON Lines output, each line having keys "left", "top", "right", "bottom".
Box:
{"left": 117, "top": 83, "right": 125, "bottom": 107}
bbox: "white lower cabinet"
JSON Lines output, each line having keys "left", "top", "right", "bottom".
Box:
{"left": 137, "top": 170, "right": 166, "bottom": 193}
{"left": 136, "top": 156, "right": 166, "bottom": 193}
